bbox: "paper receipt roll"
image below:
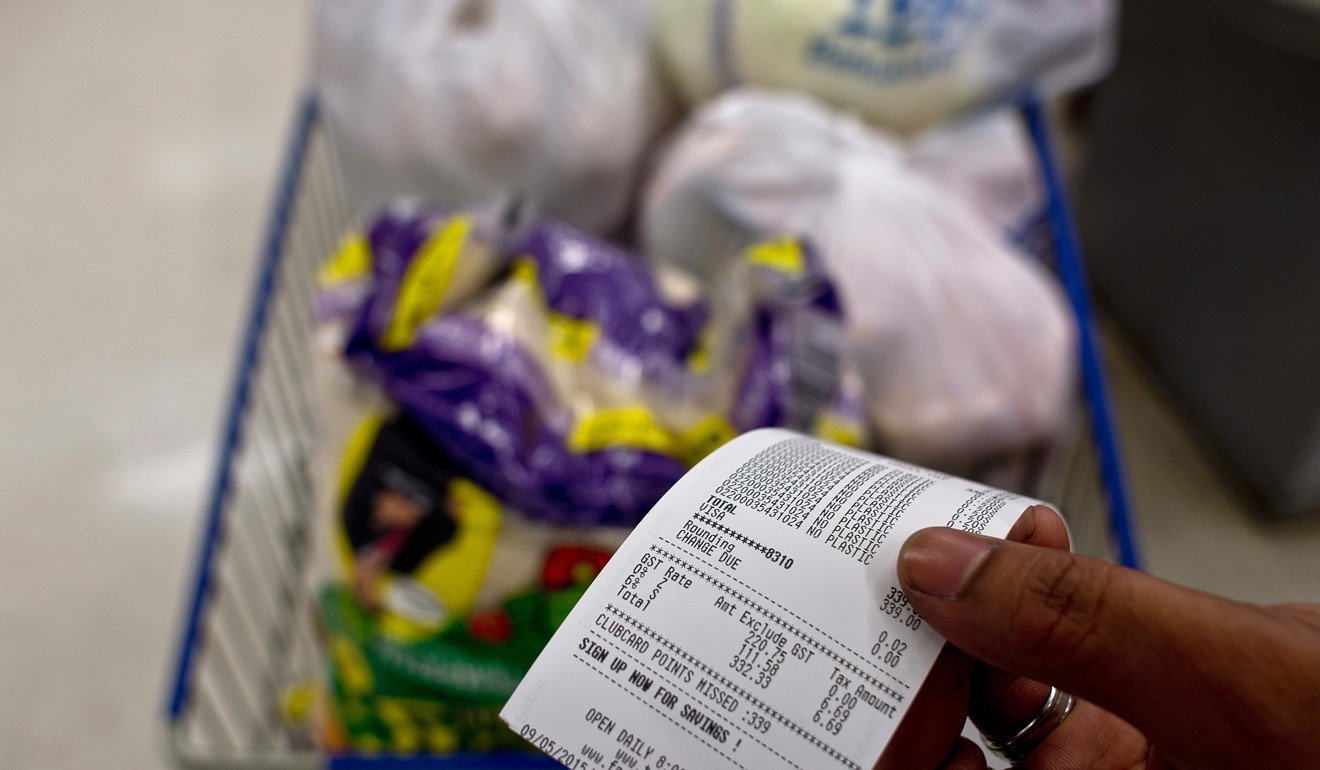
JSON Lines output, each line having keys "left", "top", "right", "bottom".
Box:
{"left": 502, "top": 428, "right": 1043, "bottom": 770}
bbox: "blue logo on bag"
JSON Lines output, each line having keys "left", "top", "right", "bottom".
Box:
{"left": 838, "top": 0, "right": 979, "bottom": 47}
{"left": 805, "top": 0, "right": 984, "bottom": 82}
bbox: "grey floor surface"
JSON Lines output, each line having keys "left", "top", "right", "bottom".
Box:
{"left": 1, "top": 2, "right": 1316, "bottom": 768}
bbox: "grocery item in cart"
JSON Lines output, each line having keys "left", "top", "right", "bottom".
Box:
{"left": 656, "top": 0, "right": 1114, "bottom": 132}
{"left": 642, "top": 89, "right": 1076, "bottom": 467}
{"left": 313, "top": 0, "right": 672, "bottom": 235}
{"left": 316, "top": 197, "right": 518, "bottom": 329}
{"left": 908, "top": 107, "right": 1046, "bottom": 250}
{"left": 335, "top": 206, "right": 863, "bottom": 526}
{"left": 321, "top": 409, "right": 628, "bottom": 753}
{"left": 333, "top": 412, "right": 501, "bottom": 640}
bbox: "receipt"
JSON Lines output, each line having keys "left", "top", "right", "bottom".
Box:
{"left": 501, "top": 429, "right": 1040, "bottom": 770}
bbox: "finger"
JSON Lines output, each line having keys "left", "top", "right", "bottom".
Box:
{"left": 875, "top": 644, "right": 974, "bottom": 770}
{"left": 973, "top": 679, "right": 1155, "bottom": 770}
{"left": 1272, "top": 602, "right": 1320, "bottom": 636}
{"left": 973, "top": 505, "right": 1070, "bottom": 737}
{"left": 897, "top": 527, "right": 1280, "bottom": 768}
{"left": 877, "top": 508, "right": 1067, "bottom": 770}
{"left": 940, "top": 737, "right": 988, "bottom": 770}
{"left": 1003, "top": 505, "right": 1070, "bottom": 551}
{"left": 970, "top": 665, "right": 1051, "bottom": 740}
{"left": 1015, "top": 700, "right": 1160, "bottom": 770}
{"left": 874, "top": 504, "right": 1065, "bottom": 770}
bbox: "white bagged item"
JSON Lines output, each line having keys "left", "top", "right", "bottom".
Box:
{"left": 642, "top": 89, "right": 1076, "bottom": 465}
{"left": 908, "top": 108, "right": 1045, "bottom": 243}
{"left": 657, "top": 0, "right": 1115, "bottom": 132}
{"left": 314, "top": 0, "right": 671, "bottom": 235}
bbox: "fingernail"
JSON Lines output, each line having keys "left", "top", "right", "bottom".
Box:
{"left": 1006, "top": 505, "right": 1037, "bottom": 544}
{"left": 899, "top": 528, "right": 993, "bottom": 599}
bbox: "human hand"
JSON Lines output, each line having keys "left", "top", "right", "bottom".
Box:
{"left": 372, "top": 489, "right": 425, "bottom": 530}
{"left": 884, "top": 505, "right": 1320, "bottom": 769}
{"left": 353, "top": 549, "right": 390, "bottom": 611}
{"left": 875, "top": 506, "right": 1060, "bottom": 770}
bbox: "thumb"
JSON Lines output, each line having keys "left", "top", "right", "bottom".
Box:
{"left": 897, "top": 521, "right": 1283, "bottom": 760}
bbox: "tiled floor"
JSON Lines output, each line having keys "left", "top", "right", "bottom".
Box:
{"left": 1, "top": 2, "right": 1317, "bottom": 768}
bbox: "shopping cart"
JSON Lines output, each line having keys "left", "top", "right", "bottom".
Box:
{"left": 163, "top": 94, "right": 1141, "bottom": 769}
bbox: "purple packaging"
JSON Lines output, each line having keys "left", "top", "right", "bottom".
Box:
{"left": 337, "top": 208, "right": 853, "bottom": 525}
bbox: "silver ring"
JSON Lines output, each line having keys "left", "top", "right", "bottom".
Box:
{"left": 982, "top": 686, "right": 1075, "bottom": 764}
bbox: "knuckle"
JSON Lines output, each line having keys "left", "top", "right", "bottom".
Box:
{"left": 1010, "top": 553, "right": 1113, "bottom": 673}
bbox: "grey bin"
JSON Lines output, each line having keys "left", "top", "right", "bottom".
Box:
{"left": 1080, "top": 0, "right": 1320, "bottom": 517}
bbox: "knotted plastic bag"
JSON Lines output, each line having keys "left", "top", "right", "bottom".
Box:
{"left": 314, "top": 0, "right": 671, "bottom": 234}
{"left": 908, "top": 108, "right": 1045, "bottom": 249}
{"left": 643, "top": 89, "right": 1076, "bottom": 466}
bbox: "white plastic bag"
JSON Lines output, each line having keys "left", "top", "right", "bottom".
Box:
{"left": 657, "top": 0, "right": 1114, "bottom": 132}
{"left": 314, "top": 0, "right": 671, "bottom": 235}
{"left": 908, "top": 108, "right": 1044, "bottom": 244}
{"left": 643, "top": 89, "right": 1076, "bottom": 466}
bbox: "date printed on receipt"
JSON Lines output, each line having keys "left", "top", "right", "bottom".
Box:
{"left": 501, "top": 429, "right": 1040, "bottom": 770}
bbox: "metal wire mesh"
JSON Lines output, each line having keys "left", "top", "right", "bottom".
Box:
{"left": 169, "top": 103, "right": 351, "bottom": 769}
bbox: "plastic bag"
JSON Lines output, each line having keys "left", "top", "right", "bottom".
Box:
{"left": 335, "top": 204, "right": 859, "bottom": 525}
{"left": 314, "top": 0, "right": 671, "bottom": 235}
{"left": 315, "top": 198, "right": 520, "bottom": 331}
{"left": 908, "top": 108, "right": 1045, "bottom": 249}
{"left": 642, "top": 89, "right": 1076, "bottom": 466}
{"left": 657, "top": 0, "right": 1114, "bottom": 132}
